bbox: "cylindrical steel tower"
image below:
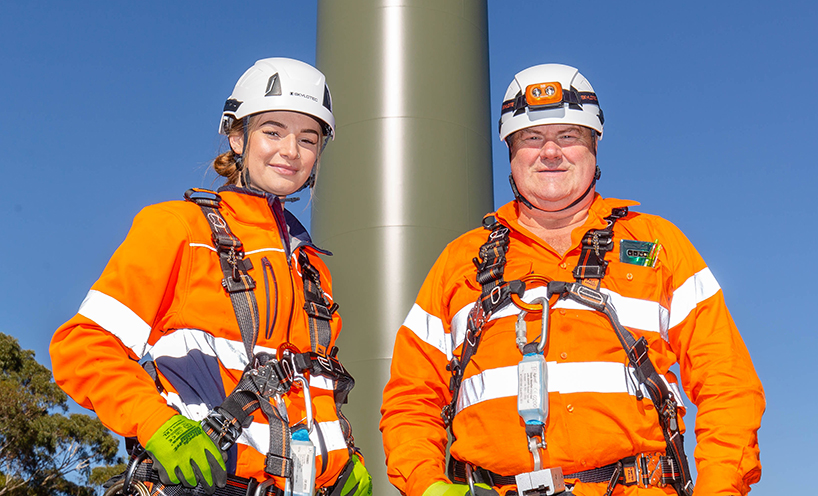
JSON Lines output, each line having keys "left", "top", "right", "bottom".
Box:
{"left": 314, "top": 1, "right": 493, "bottom": 493}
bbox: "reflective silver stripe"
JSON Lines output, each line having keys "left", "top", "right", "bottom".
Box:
{"left": 148, "top": 328, "right": 273, "bottom": 371}
{"left": 456, "top": 361, "right": 684, "bottom": 414}
{"left": 245, "top": 247, "right": 286, "bottom": 256}
{"left": 163, "top": 391, "right": 210, "bottom": 421}
{"left": 451, "top": 285, "right": 671, "bottom": 349}
{"left": 239, "top": 419, "right": 348, "bottom": 455}
{"left": 669, "top": 267, "right": 720, "bottom": 329}
{"left": 148, "top": 329, "right": 335, "bottom": 391}
{"left": 401, "top": 303, "right": 451, "bottom": 359}
{"left": 188, "top": 243, "right": 285, "bottom": 256}
{"left": 78, "top": 290, "right": 152, "bottom": 358}
{"left": 189, "top": 243, "right": 217, "bottom": 252}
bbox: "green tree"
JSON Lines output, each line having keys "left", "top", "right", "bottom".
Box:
{"left": 0, "top": 333, "right": 122, "bottom": 495}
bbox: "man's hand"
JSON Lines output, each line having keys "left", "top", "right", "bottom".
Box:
{"left": 145, "top": 415, "right": 227, "bottom": 494}
{"left": 423, "top": 481, "right": 499, "bottom": 496}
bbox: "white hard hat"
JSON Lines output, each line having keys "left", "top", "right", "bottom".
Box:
{"left": 499, "top": 63, "right": 603, "bottom": 142}
{"left": 219, "top": 57, "right": 335, "bottom": 139}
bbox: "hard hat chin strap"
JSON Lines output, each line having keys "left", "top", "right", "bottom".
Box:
{"left": 235, "top": 116, "right": 268, "bottom": 196}
{"left": 509, "top": 165, "right": 601, "bottom": 214}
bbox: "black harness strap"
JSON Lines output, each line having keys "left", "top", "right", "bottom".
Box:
{"left": 549, "top": 281, "right": 693, "bottom": 496}
{"left": 546, "top": 206, "right": 694, "bottom": 496}
{"left": 185, "top": 189, "right": 292, "bottom": 478}
{"left": 120, "top": 453, "right": 284, "bottom": 496}
{"left": 295, "top": 250, "right": 357, "bottom": 450}
{"left": 185, "top": 189, "right": 259, "bottom": 362}
{"left": 572, "top": 207, "right": 627, "bottom": 289}
{"left": 442, "top": 215, "right": 522, "bottom": 428}
{"left": 297, "top": 250, "right": 337, "bottom": 357}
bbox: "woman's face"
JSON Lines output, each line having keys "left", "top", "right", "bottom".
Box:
{"left": 229, "top": 110, "right": 323, "bottom": 196}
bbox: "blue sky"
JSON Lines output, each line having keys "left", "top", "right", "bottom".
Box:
{"left": 2, "top": 0, "right": 816, "bottom": 491}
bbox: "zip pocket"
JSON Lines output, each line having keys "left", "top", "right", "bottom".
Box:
{"left": 261, "top": 257, "right": 278, "bottom": 339}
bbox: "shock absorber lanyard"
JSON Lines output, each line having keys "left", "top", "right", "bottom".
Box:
{"left": 515, "top": 296, "right": 550, "bottom": 470}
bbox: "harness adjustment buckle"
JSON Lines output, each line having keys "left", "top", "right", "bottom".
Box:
{"left": 628, "top": 337, "right": 649, "bottom": 366}
{"left": 201, "top": 408, "right": 242, "bottom": 451}
{"left": 248, "top": 358, "right": 293, "bottom": 397}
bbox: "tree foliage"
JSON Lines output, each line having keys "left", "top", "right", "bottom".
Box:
{"left": 0, "top": 333, "right": 122, "bottom": 495}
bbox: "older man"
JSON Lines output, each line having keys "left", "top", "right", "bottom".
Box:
{"left": 380, "top": 64, "right": 764, "bottom": 496}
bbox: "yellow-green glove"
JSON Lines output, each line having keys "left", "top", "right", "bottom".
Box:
{"left": 145, "top": 415, "right": 227, "bottom": 494}
{"left": 331, "top": 452, "right": 372, "bottom": 496}
{"left": 423, "top": 480, "right": 499, "bottom": 496}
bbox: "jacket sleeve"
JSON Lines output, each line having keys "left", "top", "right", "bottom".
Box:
{"left": 662, "top": 221, "right": 765, "bottom": 495}
{"left": 380, "top": 248, "right": 456, "bottom": 496}
{"left": 50, "top": 204, "right": 191, "bottom": 446}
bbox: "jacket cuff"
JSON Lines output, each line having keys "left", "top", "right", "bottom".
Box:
{"left": 136, "top": 406, "right": 179, "bottom": 447}
{"left": 405, "top": 469, "right": 450, "bottom": 496}
{"left": 694, "top": 464, "right": 752, "bottom": 496}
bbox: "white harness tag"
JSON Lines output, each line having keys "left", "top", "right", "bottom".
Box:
{"left": 289, "top": 429, "right": 316, "bottom": 496}
{"left": 517, "top": 353, "right": 548, "bottom": 424}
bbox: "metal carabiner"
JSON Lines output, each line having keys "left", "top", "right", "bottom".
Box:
{"left": 515, "top": 296, "right": 550, "bottom": 354}
{"left": 509, "top": 274, "right": 552, "bottom": 313}
{"left": 465, "top": 463, "right": 477, "bottom": 496}
{"left": 255, "top": 478, "right": 278, "bottom": 496}
{"left": 103, "top": 451, "right": 150, "bottom": 496}
{"left": 291, "top": 375, "right": 314, "bottom": 433}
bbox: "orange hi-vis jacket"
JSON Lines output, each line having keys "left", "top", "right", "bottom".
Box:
{"left": 51, "top": 187, "right": 352, "bottom": 488}
{"left": 380, "top": 196, "right": 764, "bottom": 496}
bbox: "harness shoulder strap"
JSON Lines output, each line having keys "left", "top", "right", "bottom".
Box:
{"left": 555, "top": 206, "right": 694, "bottom": 496}
{"left": 295, "top": 249, "right": 357, "bottom": 449}
{"left": 185, "top": 188, "right": 259, "bottom": 362}
{"left": 573, "top": 206, "right": 628, "bottom": 289}
{"left": 442, "top": 215, "right": 520, "bottom": 427}
{"left": 297, "top": 249, "right": 337, "bottom": 356}
{"left": 185, "top": 189, "right": 292, "bottom": 478}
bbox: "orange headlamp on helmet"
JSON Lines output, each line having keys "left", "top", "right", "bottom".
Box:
{"left": 499, "top": 64, "right": 604, "bottom": 142}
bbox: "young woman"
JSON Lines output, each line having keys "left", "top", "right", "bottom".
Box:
{"left": 51, "top": 58, "right": 371, "bottom": 496}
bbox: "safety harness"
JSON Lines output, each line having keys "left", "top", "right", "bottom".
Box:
{"left": 445, "top": 208, "right": 694, "bottom": 496}
{"left": 114, "top": 189, "right": 356, "bottom": 496}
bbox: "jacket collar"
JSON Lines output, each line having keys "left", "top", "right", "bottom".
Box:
{"left": 495, "top": 194, "right": 640, "bottom": 252}
{"left": 215, "top": 185, "right": 331, "bottom": 256}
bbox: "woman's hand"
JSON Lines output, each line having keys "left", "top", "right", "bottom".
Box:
{"left": 145, "top": 415, "right": 227, "bottom": 494}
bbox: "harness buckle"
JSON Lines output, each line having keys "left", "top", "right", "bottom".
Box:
{"left": 634, "top": 452, "right": 666, "bottom": 488}
{"left": 184, "top": 188, "right": 222, "bottom": 207}
{"left": 248, "top": 358, "right": 293, "bottom": 397}
{"left": 659, "top": 398, "right": 680, "bottom": 434}
{"left": 201, "top": 409, "right": 243, "bottom": 451}
{"left": 514, "top": 467, "right": 566, "bottom": 496}
{"left": 627, "top": 337, "right": 649, "bottom": 366}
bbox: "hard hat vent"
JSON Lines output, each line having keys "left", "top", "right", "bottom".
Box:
{"left": 323, "top": 85, "right": 332, "bottom": 112}
{"left": 265, "top": 74, "right": 281, "bottom": 96}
